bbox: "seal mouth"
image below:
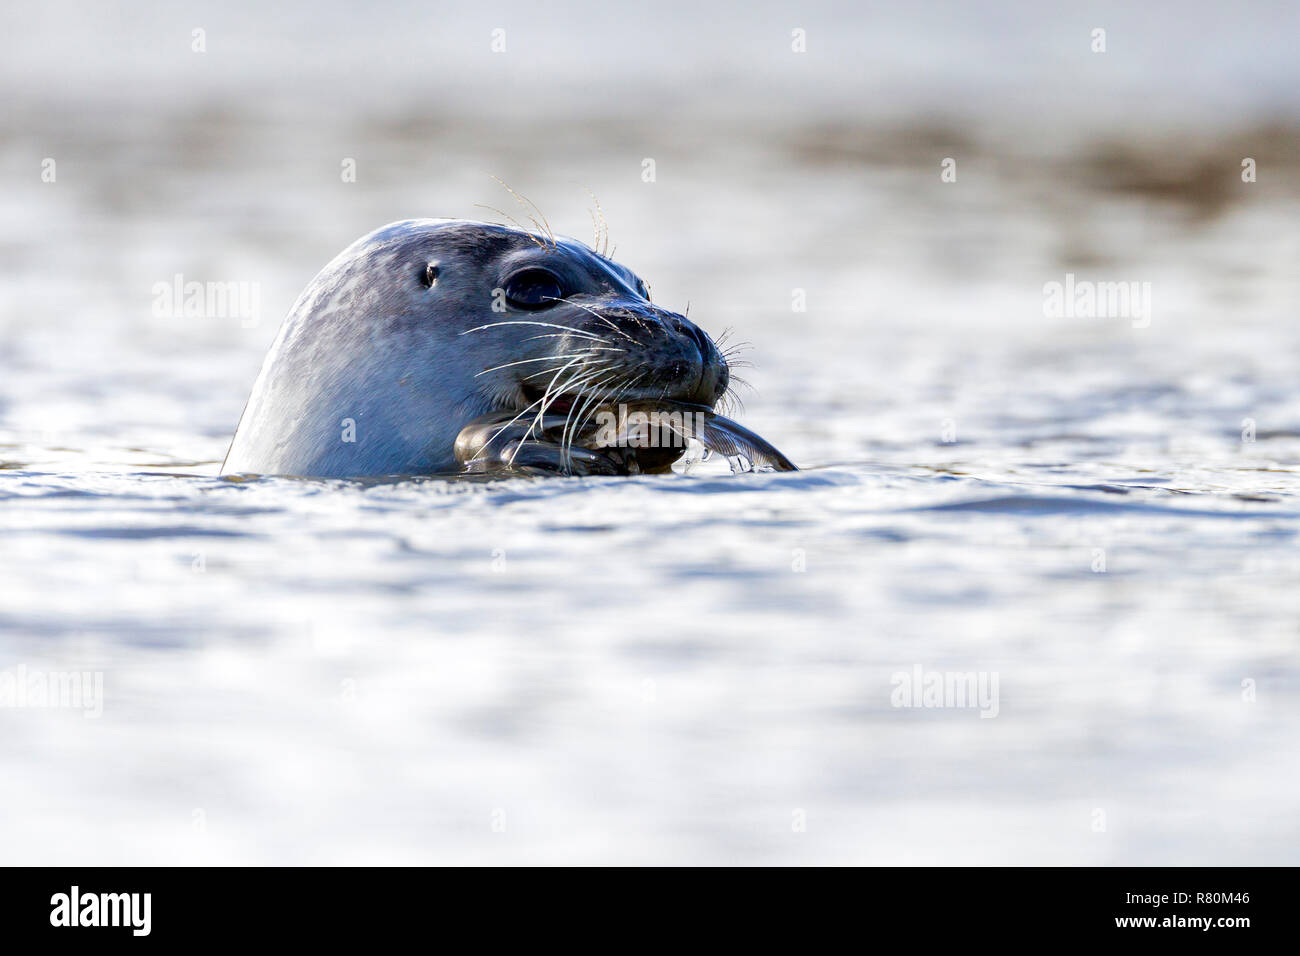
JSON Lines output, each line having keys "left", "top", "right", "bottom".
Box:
{"left": 513, "top": 369, "right": 720, "bottom": 421}
{"left": 517, "top": 384, "right": 579, "bottom": 414}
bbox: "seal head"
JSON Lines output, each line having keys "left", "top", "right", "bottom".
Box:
{"left": 221, "top": 219, "right": 729, "bottom": 477}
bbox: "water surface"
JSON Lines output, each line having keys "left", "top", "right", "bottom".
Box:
{"left": 2, "top": 0, "right": 1299, "bottom": 864}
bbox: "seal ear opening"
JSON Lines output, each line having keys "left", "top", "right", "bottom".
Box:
{"left": 422, "top": 263, "right": 440, "bottom": 288}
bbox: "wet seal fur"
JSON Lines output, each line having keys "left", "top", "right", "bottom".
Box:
{"left": 222, "top": 219, "right": 734, "bottom": 477}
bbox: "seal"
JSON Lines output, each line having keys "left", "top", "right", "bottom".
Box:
{"left": 221, "top": 219, "right": 732, "bottom": 477}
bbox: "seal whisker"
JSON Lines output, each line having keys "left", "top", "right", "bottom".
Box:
{"left": 582, "top": 187, "right": 611, "bottom": 258}
{"left": 561, "top": 298, "right": 637, "bottom": 342}
{"left": 588, "top": 307, "right": 633, "bottom": 339}
{"left": 541, "top": 364, "right": 608, "bottom": 423}
{"left": 562, "top": 375, "right": 608, "bottom": 457}
{"left": 719, "top": 374, "right": 752, "bottom": 415}
{"left": 529, "top": 358, "right": 594, "bottom": 423}
{"left": 603, "top": 370, "right": 647, "bottom": 418}
{"left": 509, "top": 361, "right": 608, "bottom": 467}
{"left": 472, "top": 387, "right": 560, "bottom": 457}
{"left": 560, "top": 367, "right": 618, "bottom": 466}
{"left": 475, "top": 353, "right": 605, "bottom": 377}
{"left": 565, "top": 364, "right": 627, "bottom": 461}
{"left": 490, "top": 176, "right": 556, "bottom": 250}
{"left": 460, "top": 320, "right": 606, "bottom": 342}
{"left": 521, "top": 359, "right": 598, "bottom": 381}
{"left": 471, "top": 203, "right": 549, "bottom": 250}
{"left": 478, "top": 194, "right": 546, "bottom": 242}
{"left": 521, "top": 333, "right": 624, "bottom": 352}
{"left": 562, "top": 368, "right": 639, "bottom": 470}
{"left": 586, "top": 370, "right": 651, "bottom": 461}
{"left": 481, "top": 356, "right": 592, "bottom": 460}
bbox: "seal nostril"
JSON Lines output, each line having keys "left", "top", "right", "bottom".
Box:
{"left": 670, "top": 318, "right": 712, "bottom": 359}
{"left": 692, "top": 324, "right": 711, "bottom": 356}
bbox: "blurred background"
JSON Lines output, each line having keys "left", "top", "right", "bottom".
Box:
{"left": 1, "top": 1, "right": 1298, "bottom": 864}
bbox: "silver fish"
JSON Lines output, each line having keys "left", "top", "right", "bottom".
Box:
{"left": 455, "top": 400, "right": 796, "bottom": 476}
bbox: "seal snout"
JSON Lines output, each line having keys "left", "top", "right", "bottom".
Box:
{"left": 582, "top": 307, "right": 724, "bottom": 405}
{"left": 663, "top": 313, "right": 728, "bottom": 407}
{"left": 502, "top": 301, "right": 729, "bottom": 421}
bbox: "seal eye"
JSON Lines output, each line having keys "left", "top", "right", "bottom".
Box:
{"left": 422, "top": 263, "right": 439, "bottom": 288}
{"left": 504, "top": 269, "right": 565, "bottom": 310}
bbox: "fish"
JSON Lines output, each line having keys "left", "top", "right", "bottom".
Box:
{"left": 454, "top": 400, "right": 797, "bottom": 476}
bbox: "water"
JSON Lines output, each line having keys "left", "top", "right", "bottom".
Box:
{"left": 2, "top": 1, "right": 1299, "bottom": 864}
